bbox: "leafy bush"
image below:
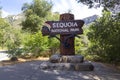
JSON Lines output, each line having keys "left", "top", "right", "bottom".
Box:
{"left": 5, "top": 28, "right": 23, "bottom": 57}
{"left": 22, "top": 31, "right": 60, "bottom": 57}
{"left": 75, "top": 27, "right": 90, "bottom": 56}
{"left": 87, "top": 11, "right": 120, "bottom": 64}
{"left": 48, "top": 37, "right": 60, "bottom": 55}
{"left": 0, "top": 18, "right": 23, "bottom": 57}
{"left": 23, "top": 31, "right": 49, "bottom": 57}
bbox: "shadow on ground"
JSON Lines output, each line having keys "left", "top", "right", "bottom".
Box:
{"left": 0, "top": 60, "right": 120, "bottom": 80}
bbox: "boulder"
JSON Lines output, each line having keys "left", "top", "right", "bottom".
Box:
{"left": 61, "top": 55, "right": 84, "bottom": 63}
{"left": 49, "top": 54, "right": 61, "bottom": 63}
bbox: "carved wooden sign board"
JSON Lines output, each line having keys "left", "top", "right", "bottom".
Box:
{"left": 42, "top": 20, "right": 84, "bottom": 36}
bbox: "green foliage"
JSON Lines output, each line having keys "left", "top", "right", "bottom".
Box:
{"left": 4, "top": 28, "right": 22, "bottom": 57}
{"left": 87, "top": 11, "right": 120, "bottom": 63}
{"left": 0, "top": 18, "right": 12, "bottom": 48}
{"left": 46, "top": 12, "right": 60, "bottom": 21}
{"left": 75, "top": 27, "right": 90, "bottom": 56}
{"left": 23, "top": 31, "right": 49, "bottom": 57}
{"left": 0, "top": 0, "right": 59, "bottom": 58}
{"left": 22, "top": 0, "right": 52, "bottom": 17}
{"left": 22, "top": 0, "right": 52, "bottom": 33}
{"left": 77, "top": 0, "right": 120, "bottom": 9}
{"left": 0, "top": 18, "right": 23, "bottom": 57}
{"left": 48, "top": 37, "right": 60, "bottom": 55}
{"left": 22, "top": 31, "right": 60, "bottom": 57}
{"left": 22, "top": 14, "right": 43, "bottom": 32}
{"left": 5, "top": 28, "right": 22, "bottom": 50}
{"left": 21, "top": 0, "right": 60, "bottom": 57}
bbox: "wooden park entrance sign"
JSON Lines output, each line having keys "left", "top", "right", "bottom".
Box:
{"left": 42, "top": 13, "right": 84, "bottom": 55}
{"left": 41, "top": 13, "right": 94, "bottom": 71}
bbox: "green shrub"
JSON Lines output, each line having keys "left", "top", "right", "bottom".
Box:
{"left": 87, "top": 11, "right": 120, "bottom": 63}
{"left": 23, "top": 31, "right": 49, "bottom": 57}
{"left": 22, "top": 31, "right": 60, "bottom": 57}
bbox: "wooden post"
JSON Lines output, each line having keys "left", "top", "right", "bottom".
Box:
{"left": 60, "top": 13, "right": 75, "bottom": 55}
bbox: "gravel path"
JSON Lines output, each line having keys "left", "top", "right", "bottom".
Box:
{"left": 0, "top": 61, "right": 120, "bottom": 80}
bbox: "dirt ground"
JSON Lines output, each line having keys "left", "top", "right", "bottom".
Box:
{"left": 0, "top": 57, "right": 49, "bottom": 66}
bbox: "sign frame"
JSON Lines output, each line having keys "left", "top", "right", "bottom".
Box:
{"left": 42, "top": 20, "right": 84, "bottom": 36}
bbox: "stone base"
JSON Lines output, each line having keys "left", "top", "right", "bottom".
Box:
{"left": 49, "top": 54, "right": 84, "bottom": 63}
{"left": 40, "top": 62, "right": 94, "bottom": 71}
{"left": 40, "top": 61, "right": 94, "bottom": 71}
{"left": 40, "top": 54, "right": 94, "bottom": 71}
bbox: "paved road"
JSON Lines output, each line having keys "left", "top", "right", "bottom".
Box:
{"left": 0, "top": 61, "right": 120, "bottom": 80}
